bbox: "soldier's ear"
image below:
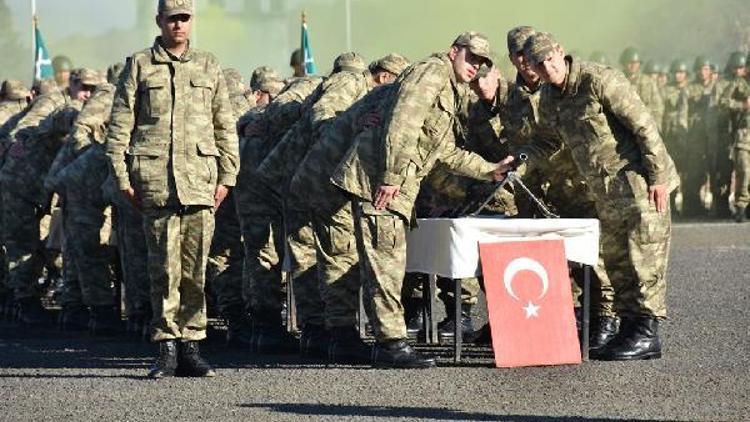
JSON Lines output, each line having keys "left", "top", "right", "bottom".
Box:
{"left": 448, "top": 46, "right": 459, "bottom": 61}
{"left": 155, "top": 14, "right": 162, "bottom": 28}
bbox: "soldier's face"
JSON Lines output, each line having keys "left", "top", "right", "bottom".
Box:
{"left": 372, "top": 71, "right": 397, "bottom": 86}
{"left": 509, "top": 51, "right": 539, "bottom": 85}
{"left": 626, "top": 61, "right": 640, "bottom": 75}
{"left": 69, "top": 80, "right": 93, "bottom": 102}
{"left": 699, "top": 65, "right": 711, "bottom": 82}
{"left": 734, "top": 67, "right": 747, "bottom": 78}
{"left": 157, "top": 13, "right": 192, "bottom": 46}
{"left": 449, "top": 46, "right": 484, "bottom": 83}
{"left": 533, "top": 46, "right": 567, "bottom": 87}
{"left": 253, "top": 90, "right": 271, "bottom": 107}
{"left": 674, "top": 71, "right": 687, "bottom": 84}
{"left": 657, "top": 73, "right": 668, "bottom": 86}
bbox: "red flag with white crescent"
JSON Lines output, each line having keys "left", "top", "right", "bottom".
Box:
{"left": 479, "top": 239, "right": 581, "bottom": 367}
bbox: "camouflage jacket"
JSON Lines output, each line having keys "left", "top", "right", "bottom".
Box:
{"left": 720, "top": 76, "right": 750, "bottom": 149}
{"left": 0, "top": 100, "right": 83, "bottom": 206}
{"left": 331, "top": 53, "right": 497, "bottom": 221}
{"left": 0, "top": 99, "right": 29, "bottom": 144}
{"left": 687, "top": 80, "right": 715, "bottom": 128}
{"left": 46, "top": 83, "right": 116, "bottom": 193}
{"left": 1, "top": 89, "right": 67, "bottom": 158}
{"left": 258, "top": 69, "right": 372, "bottom": 192}
{"left": 105, "top": 37, "right": 239, "bottom": 209}
{"left": 662, "top": 83, "right": 690, "bottom": 138}
{"left": 627, "top": 71, "right": 664, "bottom": 131}
{"left": 521, "top": 58, "right": 679, "bottom": 202}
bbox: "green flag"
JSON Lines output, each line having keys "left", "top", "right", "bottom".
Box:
{"left": 34, "top": 18, "right": 53, "bottom": 82}
{"left": 301, "top": 13, "right": 317, "bottom": 75}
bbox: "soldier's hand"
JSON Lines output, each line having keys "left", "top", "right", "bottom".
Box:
{"left": 493, "top": 156, "right": 516, "bottom": 181}
{"left": 470, "top": 67, "right": 500, "bottom": 102}
{"left": 374, "top": 185, "right": 400, "bottom": 210}
{"left": 744, "top": 98, "right": 750, "bottom": 110}
{"left": 649, "top": 184, "right": 668, "bottom": 214}
{"left": 121, "top": 187, "right": 141, "bottom": 211}
{"left": 214, "top": 185, "right": 229, "bottom": 210}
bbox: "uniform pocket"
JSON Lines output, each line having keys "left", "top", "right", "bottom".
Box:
{"left": 190, "top": 75, "right": 214, "bottom": 111}
{"left": 141, "top": 77, "right": 169, "bottom": 118}
{"left": 196, "top": 140, "right": 220, "bottom": 186}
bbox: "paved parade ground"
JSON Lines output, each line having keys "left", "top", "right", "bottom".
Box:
{"left": 0, "top": 222, "right": 748, "bottom": 422}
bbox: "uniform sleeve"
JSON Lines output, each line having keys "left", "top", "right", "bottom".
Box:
{"left": 719, "top": 79, "right": 750, "bottom": 112}
{"left": 210, "top": 58, "right": 240, "bottom": 187}
{"left": 105, "top": 56, "right": 138, "bottom": 191}
{"left": 70, "top": 87, "right": 114, "bottom": 155}
{"left": 437, "top": 134, "right": 497, "bottom": 181}
{"left": 382, "top": 60, "right": 449, "bottom": 186}
{"left": 10, "top": 95, "right": 58, "bottom": 140}
{"left": 598, "top": 69, "right": 671, "bottom": 185}
{"left": 310, "top": 73, "right": 364, "bottom": 139}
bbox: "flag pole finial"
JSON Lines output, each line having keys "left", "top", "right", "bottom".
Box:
{"left": 301, "top": 11, "right": 306, "bottom": 24}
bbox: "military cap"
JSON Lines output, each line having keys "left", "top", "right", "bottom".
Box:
{"left": 250, "top": 66, "right": 283, "bottom": 91}
{"left": 369, "top": 53, "right": 410, "bottom": 76}
{"left": 589, "top": 50, "right": 610, "bottom": 66}
{"left": 290, "top": 49, "right": 303, "bottom": 66}
{"left": 257, "top": 79, "right": 285, "bottom": 96}
{"left": 523, "top": 32, "right": 559, "bottom": 64}
{"left": 670, "top": 59, "right": 689, "bottom": 74}
{"left": 333, "top": 52, "right": 367, "bottom": 74}
{"left": 75, "top": 68, "right": 103, "bottom": 86}
{"left": 52, "top": 55, "right": 73, "bottom": 73}
{"left": 33, "top": 79, "right": 58, "bottom": 95}
{"left": 693, "top": 55, "right": 711, "bottom": 72}
{"left": 643, "top": 60, "right": 663, "bottom": 75}
{"left": 619, "top": 47, "right": 641, "bottom": 65}
{"left": 506, "top": 26, "right": 536, "bottom": 54}
{"left": 1, "top": 80, "right": 29, "bottom": 101}
{"left": 726, "top": 51, "right": 747, "bottom": 70}
{"left": 158, "top": 0, "right": 193, "bottom": 16}
{"left": 452, "top": 31, "right": 493, "bottom": 66}
{"left": 223, "top": 68, "right": 246, "bottom": 96}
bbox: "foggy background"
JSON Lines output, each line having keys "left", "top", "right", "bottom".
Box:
{"left": 2, "top": 0, "right": 750, "bottom": 84}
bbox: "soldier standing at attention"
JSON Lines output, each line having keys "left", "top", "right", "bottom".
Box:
{"left": 620, "top": 47, "right": 664, "bottom": 131}
{"left": 105, "top": 0, "right": 239, "bottom": 378}
{"left": 517, "top": 33, "right": 679, "bottom": 361}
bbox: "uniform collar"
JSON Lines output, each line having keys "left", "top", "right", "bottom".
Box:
{"left": 152, "top": 36, "right": 193, "bottom": 63}
{"left": 560, "top": 56, "right": 578, "bottom": 96}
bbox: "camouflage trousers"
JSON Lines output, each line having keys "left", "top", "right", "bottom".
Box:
{"left": 310, "top": 197, "right": 363, "bottom": 330}
{"left": 285, "top": 209, "right": 325, "bottom": 328}
{"left": 402, "top": 273, "right": 481, "bottom": 306}
{"left": 1, "top": 188, "right": 45, "bottom": 300}
{"left": 594, "top": 177, "right": 671, "bottom": 319}
{"left": 206, "top": 193, "right": 244, "bottom": 318}
{"left": 142, "top": 206, "right": 214, "bottom": 342}
{"left": 352, "top": 201, "right": 408, "bottom": 341}
{"left": 110, "top": 181, "right": 151, "bottom": 318}
{"left": 733, "top": 148, "right": 750, "bottom": 209}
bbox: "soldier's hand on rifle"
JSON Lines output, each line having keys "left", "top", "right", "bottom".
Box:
{"left": 493, "top": 156, "right": 516, "bottom": 181}
{"left": 374, "top": 185, "right": 400, "bottom": 210}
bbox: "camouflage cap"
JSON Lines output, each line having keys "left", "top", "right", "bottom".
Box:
{"left": 369, "top": 53, "right": 410, "bottom": 76}
{"left": 77, "top": 68, "right": 103, "bottom": 86}
{"left": 1, "top": 80, "right": 29, "bottom": 101}
{"left": 250, "top": 66, "right": 283, "bottom": 91}
{"left": 223, "top": 68, "right": 246, "bottom": 97}
{"left": 158, "top": 0, "right": 193, "bottom": 16}
{"left": 523, "top": 32, "right": 559, "bottom": 64}
{"left": 452, "top": 31, "right": 493, "bottom": 66}
{"left": 333, "top": 52, "right": 367, "bottom": 73}
{"left": 506, "top": 26, "right": 536, "bottom": 54}
{"left": 257, "top": 79, "right": 285, "bottom": 96}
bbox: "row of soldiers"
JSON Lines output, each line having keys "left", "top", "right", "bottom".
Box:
{"left": 0, "top": 0, "right": 733, "bottom": 376}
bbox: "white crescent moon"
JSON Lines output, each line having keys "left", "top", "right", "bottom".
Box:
{"left": 503, "top": 257, "right": 549, "bottom": 301}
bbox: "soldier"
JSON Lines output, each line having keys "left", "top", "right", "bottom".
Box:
{"left": 720, "top": 53, "right": 750, "bottom": 222}
{"left": 261, "top": 52, "right": 409, "bottom": 361}
{"left": 248, "top": 66, "right": 285, "bottom": 108}
{"left": 518, "top": 32, "right": 678, "bottom": 360}
{"left": 620, "top": 47, "right": 664, "bottom": 130}
{"left": 52, "top": 56, "right": 73, "bottom": 90}
{"left": 290, "top": 49, "right": 305, "bottom": 78}
{"left": 589, "top": 51, "right": 610, "bottom": 66}
{"left": 1, "top": 68, "right": 96, "bottom": 326}
{"left": 684, "top": 56, "right": 715, "bottom": 217}
{"left": 328, "top": 32, "right": 510, "bottom": 368}
{"left": 105, "top": 0, "right": 239, "bottom": 378}
{"left": 663, "top": 59, "right": 691, "bottom": 215}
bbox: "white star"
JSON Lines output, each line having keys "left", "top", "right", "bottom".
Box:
{"left": 523, "top": 301, "right": 540, "bottom": 318}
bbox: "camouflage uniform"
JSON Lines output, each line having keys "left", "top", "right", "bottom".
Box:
{"left": 720, "top": 75, "right": 750, "bottom": 215}
{"left": 330, "top": 45, "right": 498, "bottom": 342}
{"left": 105, "top": 37, "right": 239, "bottom": 342}
{"left": 682, "top": 79, "right": 715, "bottom": 216}
{"left": 521, "top": 54, "right": 678, "bottom": 320}
{"left": 662, "top": 80, "right": 691, "bottom": 213}
{"left": 233, "top": 76, "right": 320, "bottom": 329}
{"left": 626, "top": 71, "right": 664, "bottom": 132}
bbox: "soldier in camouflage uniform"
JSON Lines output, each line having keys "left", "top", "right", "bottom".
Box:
{"left": 720, "top": 53, "right": 750, "bottom": 222}
{"left": 262, "top": 52, "right": 409, "bottom": 361}
{"left": 52, "top": 56, "right": 73, "bottom": 91}
{"left": 105, "top": 0, "right": 239, "bottom": 378}
{"left": 248, "top": 66, "right": 285, "bottom": 109}
{"left": 329, "top": 32, "right": 509, "bottom": 368}
{"left": 233, "top": 74, "right": 321, "bottom": 354}
{"left": 519, "top": 32, "right": 679, "bottom": 361}
{"left": 620, "top": 47, "right": 664, "bottom": 131}
{"left": 663, "top": 60, "right": 691, "bottom": 215}
{"left": 0, "top": 69, "right": 96, "bottom": 326}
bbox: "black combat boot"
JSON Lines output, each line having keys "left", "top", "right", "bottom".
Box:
{"left": 735, "top": 206, "right": 746, "bottom": 223}
{"left": 252, "top": 321, "right": 299, "bottom": 355}
{"left": 438, "top": 304, "right": 473, "bottom": 340}
{"left": 148, "top": 339, "right": 178, "bottom": 379}
{"left": 59, "top": 305, "right": 90, "bottom": 332}
{"left": 299, "top": 324, "right": 330, "bottom": 359}
{"left": 225, "top": 312, "right": 254, "bottom": 349}
{"left": 588, "top": 315, "right": 620, "bottom": 358}
{"left": 89, "top": 306, "right": 122, "bottom": 336}
{"left": 371, "top": 339, "right": 436, "bottom": 369}
{"left": 328, "top": 326, "right": 371, "bottom": 364}
{"left": 17, "top": 297, "right": 51, "bottom": 327}
{"left": 176, "top": 341, "right": 216, "bottom": 377}
{"left": 402, "top": 298, "right": 424, "bottom": 338}
{"left": 599, "top": 316, "right": 662, "bottom": 361}
{"left": 467, "top": 323, "right": 492, "bottom": 346}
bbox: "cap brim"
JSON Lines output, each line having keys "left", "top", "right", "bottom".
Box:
{"left": 162, "top": 9, "right": 193, "bottom": 16}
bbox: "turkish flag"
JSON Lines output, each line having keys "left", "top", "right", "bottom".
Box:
{"left": 479, "top": 239, "right": 581, "bottom": 368}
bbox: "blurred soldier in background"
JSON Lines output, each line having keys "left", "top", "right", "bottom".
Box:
{"left": 720, "top": 53, "right": 750, "bottom": 222}
{"left": 52, "top": 56, "right": 73, "bottom": 90}
{"left": 620, "top": 47, "right": 664, "bottom": 131}
{"left": 684, "top": 56, "right": 715, "bottom": 217}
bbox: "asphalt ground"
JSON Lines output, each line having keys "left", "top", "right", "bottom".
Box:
{"left": 0, "top": 222, "right": 748, "bottom": 422}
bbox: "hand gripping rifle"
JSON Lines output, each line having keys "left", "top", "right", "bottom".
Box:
{"left": 454, "top": 153, "right": 559, "bottom": 218}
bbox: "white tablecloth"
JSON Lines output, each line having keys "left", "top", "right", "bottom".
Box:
{"left": 405, "top": 217, "right": 600, "bottom": 278}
